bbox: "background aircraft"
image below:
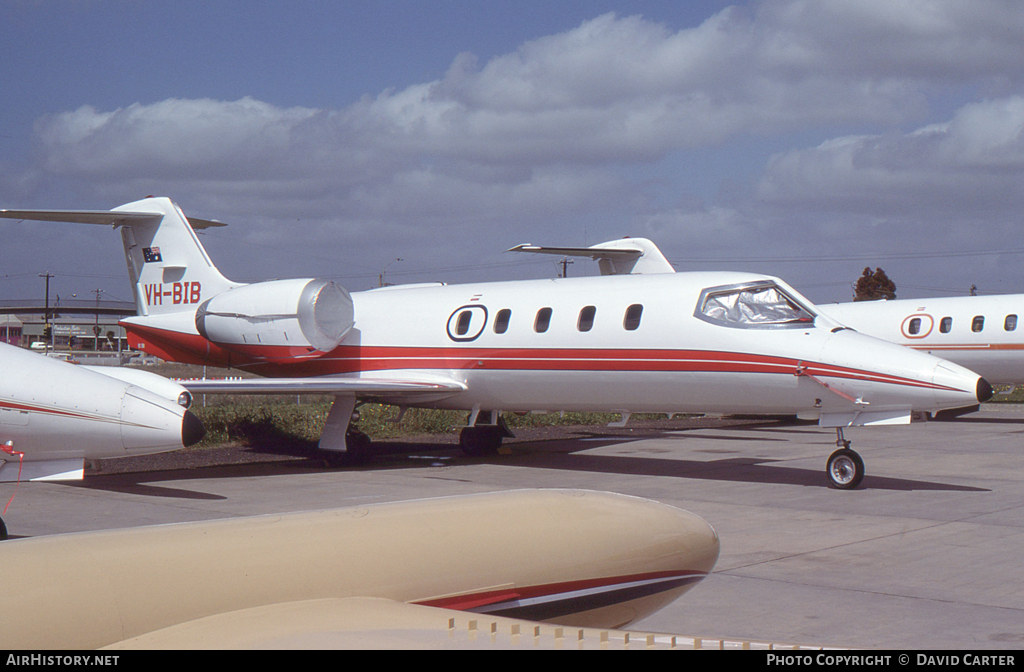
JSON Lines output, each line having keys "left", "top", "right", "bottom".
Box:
{"left": 0, "top": 489, "right": 720, "bottom": 649}
{"left": 0, "top": 198, "right": 994, "bottom": 489}
{"left": 820, "top": 295, "right": 1024, "bottom": 387}
{"left": 0, "top": 342, "right": 205, "bottom": 539}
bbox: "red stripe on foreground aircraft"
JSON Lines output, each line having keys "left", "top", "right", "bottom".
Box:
{"left": 0, "top": 198, "right": 994, "bottom": 491}
{"left": 0, "top": 342, "right": 206, "bottom": 538}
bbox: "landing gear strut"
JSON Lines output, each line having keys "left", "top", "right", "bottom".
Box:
{"left": 826, "top": 428, "right": 864, "bottom": 489}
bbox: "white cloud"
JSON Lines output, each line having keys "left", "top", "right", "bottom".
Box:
{"left": 33, "top": 2, "right": 1024, "bottom": 192}
{"left": 13, "top": 1, "right": 1024, "bottom": 296}
{"left": 756, "top": 96, "right": 1024, "bottom": 215}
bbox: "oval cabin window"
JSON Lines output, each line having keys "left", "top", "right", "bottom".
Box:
{"left": 623, "top": 304, "right": 643, "bottom": 331}
{"left": 493, "top": 309, "right": 511, "bottom": 334}
{"left": 577, "top": 306, "right": 596, "bottom": 332}
{"left": 534, "top": 307, "right": 552, "bottom": 333}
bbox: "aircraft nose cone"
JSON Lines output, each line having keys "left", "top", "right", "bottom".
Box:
{"left": 182, "top": 410, "right": 206, "bottom": 447}
{"left": 977, "top": 377, "right": 995, "bottom": 403}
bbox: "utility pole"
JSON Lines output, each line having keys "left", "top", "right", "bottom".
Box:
{"left": 559, "top": 257, "right": 573, "bottom": 278}
{"left": 93, "top": 288, "right": 103, "bottom": 350}
{"left": 39, "top": 272, "right": 53, "bottom": 350}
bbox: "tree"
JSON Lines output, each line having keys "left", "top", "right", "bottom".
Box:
{"left": 853, "top": 267, "right": 897, "bottom": 301}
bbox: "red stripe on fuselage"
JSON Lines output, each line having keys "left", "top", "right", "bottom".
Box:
{"left": 122, "top": 323, "right": 964, "bottom": 392}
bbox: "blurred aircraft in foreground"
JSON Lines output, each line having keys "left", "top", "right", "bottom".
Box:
{"left": 0, "top": 489, "right": 719, "bottom": 649}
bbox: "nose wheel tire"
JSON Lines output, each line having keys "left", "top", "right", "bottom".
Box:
{"left": 827, "top": 448, "right": 864, "bottom": 489}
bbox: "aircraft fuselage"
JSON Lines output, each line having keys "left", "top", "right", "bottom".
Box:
{"left": 123, "top": 272, "right": 985, "bottom": 421}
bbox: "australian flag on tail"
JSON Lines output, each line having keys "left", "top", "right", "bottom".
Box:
{"left": 143, "top": 247, "right": 162, "bottom": 263}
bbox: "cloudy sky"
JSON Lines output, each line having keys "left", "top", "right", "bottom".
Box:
{"left": 3, "top": 0, "right": 1024, "bottom": 306}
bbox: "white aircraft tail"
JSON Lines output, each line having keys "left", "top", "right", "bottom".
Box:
{"left": 0, "top": 197, "right": 239, "bottom": 316}
{"left": 111, "top": 198, "right": 238, "bottom": 316}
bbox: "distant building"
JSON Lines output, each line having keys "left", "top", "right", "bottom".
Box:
{"left": 0, "top": 315, "right": 22, "bottom": 346}
{"left": 0, "top": 299, "right": 134, "bottom": 351}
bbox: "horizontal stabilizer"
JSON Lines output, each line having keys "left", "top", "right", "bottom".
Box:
{"left": 0, "top": 457, "right": 84, "bottom": 482}
{"left": 0, "top": 208, "right": 226, "bottom": 230}
{"left": 509, "top": 238, "right": 675, "bottom": 275}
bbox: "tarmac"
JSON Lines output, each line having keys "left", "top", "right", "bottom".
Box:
{"left": 3, "top": 405, "right": 1024, "bottom": 650}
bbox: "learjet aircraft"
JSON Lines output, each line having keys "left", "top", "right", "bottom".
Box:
{"left": 0, "top": 198, "right": 994, "bottom": 489}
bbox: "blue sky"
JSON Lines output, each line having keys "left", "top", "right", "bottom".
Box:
{"left": 3, "top": 0, "right": 1024, "bottom": 305}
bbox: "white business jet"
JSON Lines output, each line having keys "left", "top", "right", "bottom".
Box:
{"left": 0, "top": 198, "right": 993, "bottom": 489}
{"left": 0, "top": 342, "right": 205, "bottom": 538}
{"left": 820, "top": 295, "right": 1024, "bottom": 387}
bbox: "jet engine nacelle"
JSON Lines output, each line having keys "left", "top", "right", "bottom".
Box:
{"left": 195, "top": 278, "right": 354, "bottom": 354}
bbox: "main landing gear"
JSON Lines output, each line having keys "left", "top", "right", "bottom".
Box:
{"left": 459, "top": 412, "right": 514, "bottom": 456}
{"left": 826, "top": 427, "right": 865, "bottom": 490}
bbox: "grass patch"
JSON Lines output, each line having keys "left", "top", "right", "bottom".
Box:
{"left": 140, "top": 361, "right": 686, "bottom": 448}
{"left": 191, "top": 398, "right": 668, "bottom": 449}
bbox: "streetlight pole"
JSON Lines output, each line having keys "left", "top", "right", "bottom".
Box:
{"left": 379, "top": 258, "right": 403, "bottom": 287}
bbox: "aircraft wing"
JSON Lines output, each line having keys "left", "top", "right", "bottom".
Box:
{"left": 105, "top": 596, "right": 693, "bottom": 650}
{"left": 176, "top": 375, "right": 466, "bottom": 400}
{"left": 0, "top": 208, "right": 226, "bottom": 230}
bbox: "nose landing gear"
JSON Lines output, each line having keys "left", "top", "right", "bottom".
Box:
{"left": 826, "top": 428, "right": 864, "bottom": 489}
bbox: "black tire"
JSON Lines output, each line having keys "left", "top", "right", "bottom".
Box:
{"left": 0, "top": 515, "right": 7, "bottom": 541}
{"left": 459, "top": 426, "right": 503, "bottom": 456}
{"left": 344, "top": 428, "right": 372, "bottom": 465}
{"left": 827, "top": 448, "right": 865, "bottom": 489}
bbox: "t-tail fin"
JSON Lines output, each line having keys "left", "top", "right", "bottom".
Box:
{"left": 0, "top": 197, "right": 239, "bottom": 316}
{"left": 112, "top": 197, "right": 238, "bottom": 316}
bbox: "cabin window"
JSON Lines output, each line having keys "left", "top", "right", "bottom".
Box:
{"left": 577, "top": 305, "right": 596, "bottom": 332}
{"left": 1006, "top": 314, "right": 1018, "bottom": 332}
{"left": 534, "top": 307, "right": 552, "bottom": 333}
{"left": 940, "top": 317, "right": 952, "bottom": 333}
{"left": 695, "top": 281, "right": 816, "bottom": 329}
{"left": 908, "top": 318, "right": 921, "bottom": 335}
{"left": 972, "top": 316, "right": 985, "bottom": 332}
{"left": 623, "top": 304, "right": 643, "bottom": 331}
{"left": 456, "top": 310, "right": 472, "bottom": 336}
{"left": 446, "top": 305, "right": 488, "bottom": 342}
{"left": 494, "top": 309, "right": 511, "bottom": 334}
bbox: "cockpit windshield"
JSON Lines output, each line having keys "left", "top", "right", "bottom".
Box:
{"left": 695, "top": 281, "right": 816, "bottom": 329}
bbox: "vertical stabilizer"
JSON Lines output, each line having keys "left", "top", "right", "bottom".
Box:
{"left": 0, "top": 197, "right": 239, "bottom": 317}
{"left": 112, "top": 198, "right": 238, "bottom": 316}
